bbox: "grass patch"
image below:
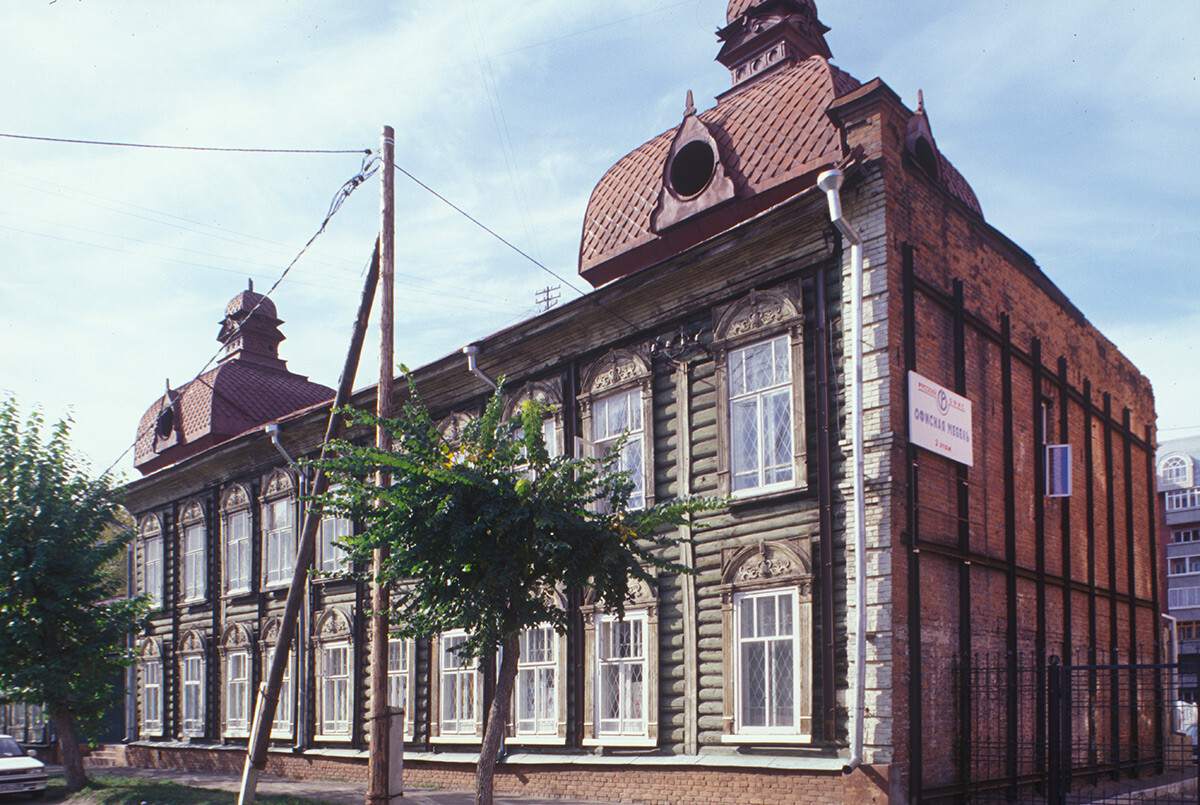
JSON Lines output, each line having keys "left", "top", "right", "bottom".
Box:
{"left": 33, "top": 775, "right": 340, "bottom": 805}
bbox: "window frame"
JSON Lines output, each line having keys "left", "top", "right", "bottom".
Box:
{"left": 732, "top": 587, "right": 803, "bottom": 736}
{"left": 313, "top": 609, "right": 354, "bottom": 741}
{"left": 1160, "top": 454, "right": 1193, "bottom": 490}
{"left": 221, "top": 485, "right": 253, "bottom": 595}
{"left": 179, "top": 630, "right": 207, "bottom": 739}
{"left": 504, "top": 379, "right": 565, "bottom": 464}
{"left": 261, "top": 470, "right": 297, "bottom": 590}
{"left": 387, "top": 637, "right": 416, "bottom": 741}
{"left": 509, "top": 620, "right": 568, "bottom": 745}
{"left": 179, "top": 501, "right": 207, "bottom": 603}
{"left": 139, "top": 639, "right": 164, "bottom": 737}
{"left": 581, "top": 574, "right": 659, "bottom": 748}
{"left": 712, "top": 286, "right": 807, "bottom": 499}
{"left": 717, "top": 539, "right": 813, "bottom": 744}
{"left": 432, "top": 630, "right": 483, "bottom": 742}
{"left": 578, "top": 348, "right": 655, "bottom": 511}
{"left": 139, "top": 515, "right": 164, "bottom": 608}
{"left": 261, "top": 617, "right": 296, "bottom": 740}
{"left": 318, "top": 490, "right": 352, "bottom": 575}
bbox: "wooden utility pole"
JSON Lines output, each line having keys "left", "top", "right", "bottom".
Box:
{"left": 366, "top": 125, "right": 396, "bottom": 804}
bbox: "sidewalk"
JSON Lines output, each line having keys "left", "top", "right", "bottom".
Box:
{"left": 47, "top": 764, "right": 627, "bottom": 805}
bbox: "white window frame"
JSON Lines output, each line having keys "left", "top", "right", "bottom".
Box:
{"left": 317, "top": 642, "right": 352, "bottom": 739}
{"left": 262, "top": 496, "right": 295, "bottom": 588}
{"left": 712, "top": 286, "right": 807, "bottom": 499}
{"left": 1162, "top": 455, "right": 1192, "bottom": 488}
{"left": 732, "top": 588, "right": 802, "bottom": 736}
{"left": 319, "top": 506, "right": 352, "bottom": 574}
{"left": 593, "top": 612, "right": 648, "bottom": 739}
{"left": 592, "top": 388, "right": 647, "bottom": 510}
{"left": 269, "top": 647, "right": 295, "bottom": 739}
{"left": 1167, "top": 489, "right": 1200, "bottom": 512}
{"left": 434, "top": 631, "right": 482, "bottom": 741}
{"left": 1175, "top": 529, "right": 1200, "bottom": 544}
{"left": 512, "top": 625, "right": 560, "bottom": 740}
{"left": 224, "top": 650, "right": 250, "bottom": 737}
{"left": 1169, "top": 586, "right": 1200, "bottom": 609}
{"left": 144, "top": 534, "right": 163, "bottom": 607}
{"left": 142, "top": 659, "right": 162, "bottom": 736}
{"left": 181, "top": 653, "right": 205, "bottom": 738}
{"left": 387, "top": 637, "right": 415, "bottom": 740}
{"left": 182, "top": 522, "right": 206, "bottom": 602}
{"left": 224, "top": 507, "right": 251, "bottom": 594}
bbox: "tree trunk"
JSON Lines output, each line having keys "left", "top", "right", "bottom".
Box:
{"left": 475, "top": 633, "right": 520, "bottom": 805}
{"left": 51, "top": 706, "right": 88, "bottom": 791}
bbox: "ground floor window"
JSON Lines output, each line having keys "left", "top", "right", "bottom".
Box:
{"left": 270, "top": 649, "right": 295, "bottom": 738}
{"left": 318, "top": 642, "right": 351, "bottom": 738}
{"left": 595, "top": 613, "right": 647, "bottom": 738}
{"left": 224, "top": 651, "right": 250, "bottom": 737}
{"left": 181, "top": 655, "right": 205, "bottom": 737}
{"left": 514, "top": 625, "right": 559, "bottom": 738}
{"left": 734, "top": 588, "right": 800, "bottom": 734}
{"left": 438, "top": 631, "right": 481, "bottom": 738}
{"left": 142, "top": 660, "right": 162, "bottom": 736}
{"left": 387, "top": 638, "right": 414, "bottom": 738}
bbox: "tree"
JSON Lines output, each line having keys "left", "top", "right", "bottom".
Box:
{"left": 315, "top": 379, "right": 717, "bottom": 805}
{"left": 0, "top": 400, "right": 149, "bottom": 791}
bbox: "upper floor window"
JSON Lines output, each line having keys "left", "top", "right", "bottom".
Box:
{"left": 505, "top": 380, "right": 564, "bottom": 467}
{"left": 1175, "top": 529, "right": 1200, "bottom": 544}
{"left": 1167, "top": 489, "right": 1200, "bottom": 512}
{"left": 579, "top": 349, "right": 654, "bottom": 511}
{"left": 1170, "top": 556, "right": 1200, "bottom": 576}
{"left": 139, "top": 515, "right": 164, "bottom": 608}
{"left": 319, "top": 490, "right": 351, "bottom": 574}
{"left": 1169, "top": 586, "right": 1200, "bottom": 609}
{"left": 261, "top": 470, "right": 296, "bottom": 588}
{"left": 180, "top": 501, "right": 206, "bottom": 603}
{"left": 221, "top": 485, "right": 252, "bottom": 595}
{"left": 712, "top": 286, "right": 806, "bottom": 497}
{"left": 1162, "top": 455, "right": 1192, "bottom": 488}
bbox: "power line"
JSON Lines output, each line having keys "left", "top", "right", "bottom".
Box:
{"left": 390, "top": 162, "right": 641, "bottom": 333}
{"left": 0, "top": 130, "right": 370, "bottom": 155}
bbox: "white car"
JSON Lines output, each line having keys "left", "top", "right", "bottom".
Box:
{"left": 0, "top": 735, "right": 46, "bottom": 800}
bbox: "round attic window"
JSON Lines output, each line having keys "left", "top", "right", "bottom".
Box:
{"left": 155, "top": 408, "right": 174, "bottom": 439}
{"left": 669, "top": 140, "right": 716, "bottom": 198}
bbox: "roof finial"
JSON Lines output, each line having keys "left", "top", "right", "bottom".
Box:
{"left": 685, "top": 89, "right": 696, "bottom": 117}
{"left": 917, "top": 89, "right": 926, "bottom": 114}
{"left": 248, "top": 277, "right": 254, "bottom": 292}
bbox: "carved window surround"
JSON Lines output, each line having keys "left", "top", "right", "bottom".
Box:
{"left": 179, "top": 629, "right": 207, "bottom": 740}
{"left": 179, "top": 500, "right": 208, "bottom": 604}
{"left": 504, "top": 378, "right": 565, "bottom": 458}
{"left": 312, "top": 608, "right": 354, "bottom": 742}
{"left": 261, "top": 617, "right": 296, "bottom": 740}
{"left": 260, "top": 469, "right": 296, "bottom": 591}
{"left": 716, "top": 539, "right": 813, "bottom": 743}
{"left": 577, "top": 347, "right": 656, "bottom": 509}
{"left": 139, "top": 638, "right": 164, "bottom": 738}
{"left": 711, "top": 284, "right": 808, "bottom": 498}
{"left": 138, "top": 514, "right": 165, "bottom": 609}
{"left": 219, "top": 622, "right": 255, "bottom": 738}
{"left": 507, "top": 589, "right": 569, "bottom": 746}
{"left": 220, "top": 484, "right": 253, "bottom": 596}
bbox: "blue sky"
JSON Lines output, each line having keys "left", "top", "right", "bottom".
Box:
{"left": 2, "top": 0, "right": 1197, "bottom": 479}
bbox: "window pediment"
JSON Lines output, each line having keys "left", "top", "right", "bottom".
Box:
{"left": 720, "top": 539, "right": 811, "bottom": 589}
{"left": 180, "top": 629, "right": 206, "bottom": 655}
{"left": 140, "top": 637, "right": 162, "bottom": 661}
{"left": 262, "top": 468, "right": 295, "bottom": 501}
{"left": 180, "top": 500, "right": 206, "bottom": 527}
{"left": 220, "top": 622, "right": 254, "bottom": 652}
{"left": 581, "top": 348, "right": 652, "bottom": 399}
{"left": 220, "top": 483, "right": 250, "bottom": 512}
{"left": 315, "top": 608, "right": 352, "bottom": 642}
{"left": 713, "top": 285, "right": 802, "bottom": 346}
{"left": 138, "top": 514, "right": 163, "bottom": 539}
{"left": 504, "top": 378, "right": 563, "bottom": 419}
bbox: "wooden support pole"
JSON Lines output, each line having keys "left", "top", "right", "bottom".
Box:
{"left": 366, "top": 124, "right": 396, "bottom": 805}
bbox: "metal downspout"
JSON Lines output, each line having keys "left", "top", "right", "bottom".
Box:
{"left": 816, "top": 169, "right": 868, "bottom": 773}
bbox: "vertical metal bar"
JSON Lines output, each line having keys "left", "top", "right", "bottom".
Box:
{"left": 1048, "top": 657, "right": 1063, "bottom": 805}
{"left": 1032, "top": 338, "right": 1047, "bottom": 791}
{"left": 1001, "top": 314, "right": 1018, "bottom": 799}
{"left": 1123, "top": 408, "right": 1140, "bottom": 775}
{"left": 1146, "top": 424, "right": 1165, "bottom": 775}
{"left": 1084, "top": 379, "right": 1098, "bottom": 781}
{"left": 815, "top": 262, "right": 838, "bottom": 742}
{"left": 1104, "top": 392, "right": 1120, "bottom": 780}
{"left": 903, "top": 243, "right": 923, "bottom": 801}
{"left": 953, "top": 280, "right": 972, "bottom": 796}
{"left": 1057, "top": 356, "right": 1073, "bottom": 784}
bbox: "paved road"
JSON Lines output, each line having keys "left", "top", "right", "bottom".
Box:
{"left": 40, "top": 764, "right": 626, "bottom": 805}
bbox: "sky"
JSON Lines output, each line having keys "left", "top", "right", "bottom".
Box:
{"left": 2, "top": 0, "right": 1198, "bottom": 481}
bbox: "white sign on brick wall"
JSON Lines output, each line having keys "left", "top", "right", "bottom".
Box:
{"left": 908, "top": 371, "right": 973, "bottom": 466}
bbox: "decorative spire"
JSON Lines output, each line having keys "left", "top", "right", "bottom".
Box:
{"left": 685, "top": 89, "right": 696, "bottom": 117}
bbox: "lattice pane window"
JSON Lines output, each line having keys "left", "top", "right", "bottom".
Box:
{"left": 319, "top": 643, "right": 351, "bottom": 737}
{"left": 181, "top": 655, "right": 205, "bottom": 737}
{"left": 263, "top": 498, "right": 295, "bottom": 587}
{"left": 440, "top": 632, "right": 480, "bottom": 736}
{"left": 144, "top": 534, "right": 163, "bottom": 607}
{"left": 735, "top": 589, "right": 800, "bottom": 733}
{"left": 225, "top": 509, "right": 251, "bottom": 593}
{"left": 515, "top": 626, "right": 558, "bottom": 736}
{"left": 225, "top": 651, "right": 250, "bottom": 736}
{"left": 319, "top": 508, "right": 352, "bottom": 574}
{"left": 142, "top": 660, "right": 162, "bottom": 734}
{"left": 183, "top": 523, "right": 206, "bottom": 601}
{"left": 596, "top": 614, "right": 646, "bottom": 736}
{"left": 592, "top": 388, "right": 645, "bottom": 510}
{"left": 728, "top": 336, "right": 793, "bottom": 491}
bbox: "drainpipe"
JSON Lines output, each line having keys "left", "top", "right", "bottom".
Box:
{"left": 816, "top": 169, "right": 868, "bottom": 774}
{"left": 263, "top": 424, "right": 310, "bottom": 751}
{"left": 462, "top": 345, "right": 498, "bottom": 391}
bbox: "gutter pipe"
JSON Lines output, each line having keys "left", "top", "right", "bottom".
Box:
{"left": 816, "top": 169, "right": 868, "bottom": 774}
{"left": 463, "top": 345, "right": 498, "bottom": 391}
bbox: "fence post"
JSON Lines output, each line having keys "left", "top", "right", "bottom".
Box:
{"left": 1048, "top": 655, "right": 1064, "bottom": 805}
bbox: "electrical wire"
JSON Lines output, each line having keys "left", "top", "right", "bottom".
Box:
{"left": 391, "top": 162, "right": 640, "bottom": 332}
{"left": 0, "top": 131, "right": 370, "bottom": 155}
{"left": 100, "top": 154, "right": 378, "bottom": 478}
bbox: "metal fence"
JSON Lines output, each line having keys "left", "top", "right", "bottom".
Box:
{"left": 953, "top": 654, "right": 1199, "bottom": 804}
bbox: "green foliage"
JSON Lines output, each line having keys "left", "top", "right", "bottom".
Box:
{"left": 0, "top": 399, "right": 150, "bottom": 732}
{"left": 309, "top": 377, "right": 719, "bottom": 661}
